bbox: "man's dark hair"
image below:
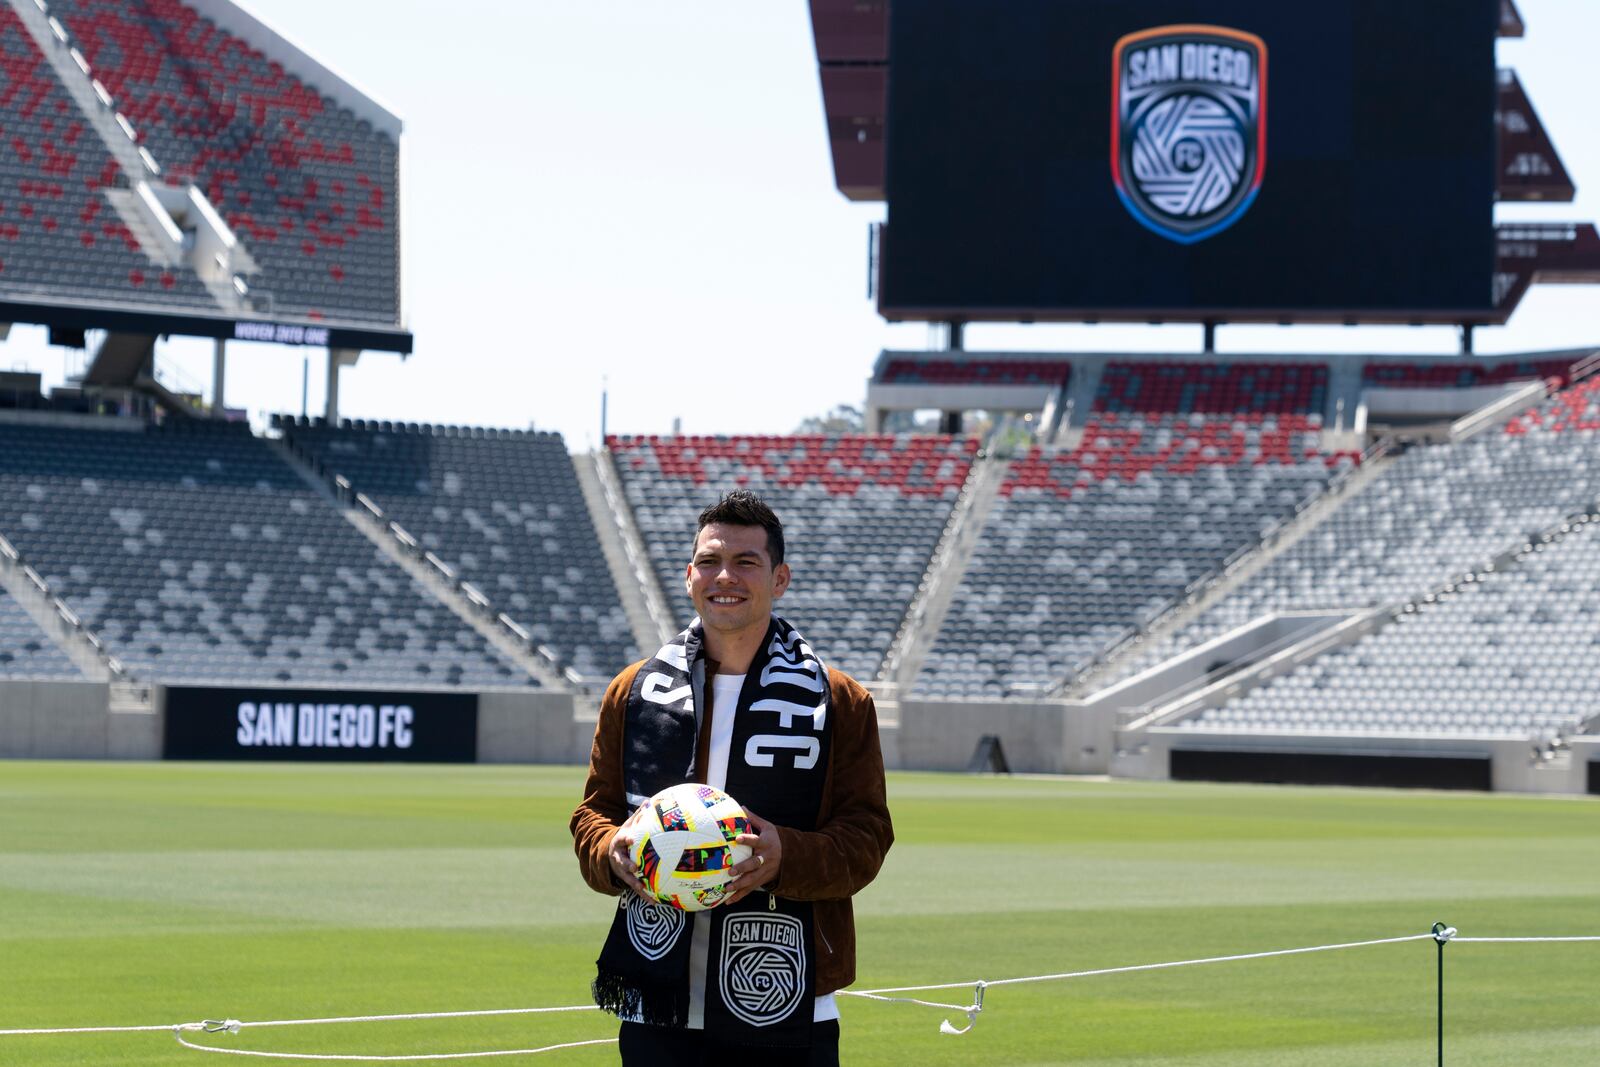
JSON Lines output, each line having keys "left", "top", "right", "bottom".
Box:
{"left": 696, "top": 490, "right": 785, "bottom": 566}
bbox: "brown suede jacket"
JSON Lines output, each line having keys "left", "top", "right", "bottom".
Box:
{"left": 570, "top": 657, "right": 894, "bottom": 995}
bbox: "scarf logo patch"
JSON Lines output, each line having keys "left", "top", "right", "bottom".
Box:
{"left": 718, "top": 914, "right": 806, "bottom": 1027}
{"left": 624, "top": 897, "right": 686, "bottom": 961}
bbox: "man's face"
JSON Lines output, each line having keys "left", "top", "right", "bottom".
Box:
{"left": 685, "top": 522, "right": 790, "bottom": 639}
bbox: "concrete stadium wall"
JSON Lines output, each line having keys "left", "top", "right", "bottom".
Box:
{"left": 0, "top": 683, "right": 574, "bottom": 764}
{"left": 0, "top": 680, "right": 159, "bottom": 758}
{"left": 1120, "top": 729, "right": 1595, "bottom": 795}
{"left": 478, "top": 691, "right": 582, "bottom": 763}
{"left": 896, "top": 700, "right": 1114, "bottom": 774}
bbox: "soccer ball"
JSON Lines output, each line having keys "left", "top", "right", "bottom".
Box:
{"left": 630, "top": 783, "right": 752, "bottom": 912}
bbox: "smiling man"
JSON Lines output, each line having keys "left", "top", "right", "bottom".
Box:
{"left": 571, "top": 490, "right": 894, "bottom": 1066}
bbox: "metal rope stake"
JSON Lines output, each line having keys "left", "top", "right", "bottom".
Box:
{"left": 1432, "top": 922, "right": 1456, "bottom": 1067}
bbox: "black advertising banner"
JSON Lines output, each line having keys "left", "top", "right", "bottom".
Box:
{"left": 881, "top": 0, "right": 1499, "bottom": 319}
{"left": 164, "top": 686, "right": 479, "bottom": 762}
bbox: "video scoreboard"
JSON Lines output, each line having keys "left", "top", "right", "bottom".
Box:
{"left": 878, "top": 0, "right": 1500, "bottom": 322}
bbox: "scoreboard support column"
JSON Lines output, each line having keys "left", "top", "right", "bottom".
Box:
{"left": 325, "top": 347, "right": 363, "bottom": 423}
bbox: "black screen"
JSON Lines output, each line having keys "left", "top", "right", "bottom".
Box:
{"left": 164, "top": 686, "right": 479, "bottom": 762}
{"left": 880, "top": 0, "right": 1498, "bottom": 319}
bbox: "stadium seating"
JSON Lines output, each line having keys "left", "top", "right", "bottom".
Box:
{"left": 0, "top": 6, "right": 213, "bottom": 307}
{"left": 1362, "top": 358, "right": 1574, "bottom": 389}
{"left": 1184, "top": 517, "right": 1600, "bottom": 736}
{"left": 876, "top": 357, "right": 1071, "bottom": 386}
{"left": 1506, "top": 372, "right": 1600, "bottom": 434}
{"left": 1097, "top": 360, "right": 1327, "bottom": 415}
{"left": 1113, "top": 374, "right": 1600, "bottom": 684}
{"left": 281, "top": 418, "right": 638, "bottom": 682}
{"left": 0, "top": 419, "right": 530, "bottom": 687}
{"left": 0, "top": 584, "right": 81, "bottom": 679}
{"left": 46, "top": 0, "right": 400, "bottom": 324}
{"left": 609, "top": 433, "right": 977, "bottom": 680}
{"left": 914, "top": 362, "right": 1344, "bottom": 699}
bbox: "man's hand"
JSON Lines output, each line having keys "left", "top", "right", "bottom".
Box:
{"left": 606, "top": 802, "right": 658, "bottom": 905}
{"left": 723, "top": 808, "right": 782, "bottom": 906}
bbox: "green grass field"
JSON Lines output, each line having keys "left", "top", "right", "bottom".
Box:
{"left": 2, "top": 762, "right": 1596, "bottom": 1066}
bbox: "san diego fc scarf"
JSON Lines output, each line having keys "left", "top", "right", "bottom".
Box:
{"left": 593, "top": 615, "right": 832, "bottom": 1047}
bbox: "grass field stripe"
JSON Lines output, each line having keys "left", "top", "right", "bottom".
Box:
{"left": 0, "top": 1006, "right": 601, "bottom": 1038}
{"left": 834, "top": 991, "right": 973, "bottom": 1011}
{"left": 234, "top": 1006, "right": 601, "bottom": 1029}
{"left": 1453, "top": 936, "right": 1600, "bottom": 943}
{"left": 847, "top": 931, "right": 1438, "bottom": 995}
{"left": 0, "top": 1024, "right": 183, "bottom": 1035}
{"left": 173, "top": 1030, "right": 618, "bottom": 1061}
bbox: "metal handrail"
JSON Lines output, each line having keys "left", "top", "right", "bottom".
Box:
{"left": 279, "top": 430, "right": 567, "bottom": 681}
{"left": 0, "top": 529, "right": 125, "bottom": 681}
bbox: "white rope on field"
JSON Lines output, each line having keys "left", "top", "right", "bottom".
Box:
{"left": 838, "top": 930, "right": 1444, "bottom": 1035}
{"left": 4, "top": 928, "right": 1597, "bottom": 1057}
{"left": 2, "top": 1005, "right": 617, "bottom": 1062}
{"left": 172, "top": 1026, "right": 615, "bottom": 1061}
{"left": 201, "top": 1006, "right": 603, "bottom": 1030}
{"left": 843, "top": 930, "right": 1439, "bottom": 997}
{"left": 0, "top": 1023, "right": 183, "bottom": 1036}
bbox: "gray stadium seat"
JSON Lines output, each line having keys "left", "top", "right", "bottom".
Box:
{"left": 0, "top": 420, "right": 532, "bottom": 688}
{"left": 283, "top": 421, "right": 638, "bottom": 680}
{"left": 609, "top": 433, "right": 977, "bottom": 681}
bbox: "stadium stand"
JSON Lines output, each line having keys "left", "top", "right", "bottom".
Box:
{"left": 280, "top": 418, "right": 638, "bottom": 682}
{"left": 608, "top": 433, "right": 977, "bottom": 680}
{"left": 42, "top": 0, "right": 401, "bottom": 323}
{"left": 877, "top": 356, "right": 1071, "bottom": 386}
{"left": 0, "top": 583, "right": 81, "bottom": 679}
{"left": 0, "top": 5, "right": 213, "bottom": 307}
{"left": 1109, "top": 373, "right": 1600, "bottom": 686}
{"left": 1183, "top": 515, "right": 1600, "bottom": 736}
{"left": 1362, "top": 358, "right": 1575, "bottom": 389}
{"left": 0, "top": 418, "right": 530, "bottom": 687}
{"left": 914, "top": 362, "right": 1346, "bottom": 699}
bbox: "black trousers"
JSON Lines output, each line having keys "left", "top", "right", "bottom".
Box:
{"left": 618, "top": 1020, "right": 840, "bottom": 1067}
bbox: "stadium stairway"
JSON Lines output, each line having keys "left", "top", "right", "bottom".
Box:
{"left": 910, "top": 361, "right": 1343, "bottom": 700}
{"left": 1063, "top": 437, "right": 1398, "bottom": 700}
{"left": 0, "top": 530, "right": 109, "bottom": 679}
{"left": 1119, "top": 501, "right": 1600, "bottom": 750}
{"left": 581, "top": 450, "right": 676, "bottom": 650}
{"left": 266, "top": 436, "right": 569, "bottom": 690}
{"left": 44, "top": 0, "right": 403, "bottom": 325}
{"left": 8, "top": 0, "right": 158, "bottom": 185}
{"left": 878, "top": 448, "right": 1009, "bottom": 696}
{"left": 1092, "top": 365, "right": 1596, "bottom": 700}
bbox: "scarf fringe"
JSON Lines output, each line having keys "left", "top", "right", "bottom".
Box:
{"left": 592, "top": 968, "right": 687, "bottom": 1029}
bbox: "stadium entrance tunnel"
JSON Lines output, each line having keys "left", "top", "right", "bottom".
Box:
{"left": 1170, "top": 749, "right": 1493, "bottom": 791}
{"left": 1589, "top": 760, "right": 1600, "bottom": 796}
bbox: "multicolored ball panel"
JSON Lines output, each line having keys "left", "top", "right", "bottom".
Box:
{"left": 630, "top": 783, "right": 753, "bottom": 912}
{"left": 655, "top": 797, "right": 692, "bottom": 833}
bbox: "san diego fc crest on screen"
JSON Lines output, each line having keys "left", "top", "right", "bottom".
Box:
{"left": 1111, "top": 24, "right": 1267, "bottom": 244}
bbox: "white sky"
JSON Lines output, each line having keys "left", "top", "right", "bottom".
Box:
{"left": 4, "top": 0, "right": 1597, "bottom": 450}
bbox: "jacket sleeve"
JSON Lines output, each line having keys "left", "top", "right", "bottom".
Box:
{"left": 770, "top": 674, "right": 894, "bottom": 901}
{"left": 569, "top": 663, "right": 643, "bottom": 895}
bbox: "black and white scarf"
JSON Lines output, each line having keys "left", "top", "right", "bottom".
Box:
{"left": 593, "top": 615, "right": 832, "bottom": 1048}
